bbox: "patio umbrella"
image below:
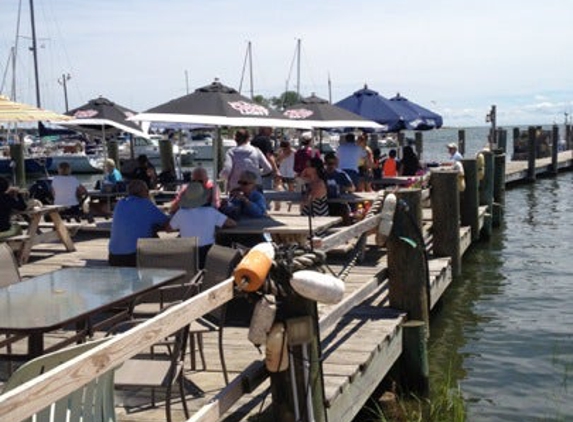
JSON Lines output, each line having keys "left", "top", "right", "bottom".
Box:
{"left": 61, "top": 96, "right": 147, "bottom": 138}
{"left": 335, "top": 86, "right": 405, "bottom": 132}
{"left": 131, "top": 79, "right": 311, "bottom": 129}
{"left": 283, "top": 93, "right": 383, "bottom": 129}
{"left": 388, "top": 93, "right": 443, "bottom": 130}
{"left": 0, "top": 95, "right": 71, "bottom": 122}
{"left": 129, "top": 79, "right": 311, "bottom": 176}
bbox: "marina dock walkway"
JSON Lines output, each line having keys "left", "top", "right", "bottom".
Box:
{"left": 1, "top": 149, "right": 572, "bottom": 422}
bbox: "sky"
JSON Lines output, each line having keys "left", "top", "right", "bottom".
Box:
{"left": 1, "top": 0, "right": 572, "bottom": 128}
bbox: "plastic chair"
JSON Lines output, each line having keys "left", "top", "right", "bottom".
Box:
{"left": 107, "top": 306, "right": 190, "bottom": 422}
{"left": 2, "top": 338, "right": 116, "bottom": 422}
{"left": 0, "top": 243, "right": 22, "bottom": 372}
{"left": 188, "top": 244, "right": 243, "bottom": 385}
{"left": 132, "top": 237, "right": 201, "bottom": 317}
{"left": 0, "top": 242, "right": 20, "bottom": 287}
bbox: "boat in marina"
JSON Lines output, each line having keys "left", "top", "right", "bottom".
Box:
{"left": 118, "top": 134, "right": 196, "bottom": 167}
{"left": 184, "top": 133, "right": 235, "bottom": 161}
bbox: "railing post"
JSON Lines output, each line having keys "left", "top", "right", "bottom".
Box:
{"left": 492, "top": 150, "right": 506, "bottom": 227}
{"left": 460, "top": 158, "right": 480, "bottom": 241}
{"left": 478, "top": 150, "right": 494, "bottom": 239}
{"left": 527, "top": 126, "right": 537, "bottom": 181}
{"left": 430, "top": 170, "right": 461, "bottom": 276}
{"left": 551, "top": 125, "right": 559, "bottom": 175}
{"left": 270, "top": 295, "right": 326, "bottom": 422}
{"left": 387, "top": 188, "right": 428, "bottom": 327}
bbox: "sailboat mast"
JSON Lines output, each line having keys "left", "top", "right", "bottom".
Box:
{"left": 296, "top": 38, "right": 301, "bottom": 98}
{"left": 248, "top": 41, "right": 254, "bottom": 99}
{"left": 29, "top": 0, "right": 41, "bottom": 107}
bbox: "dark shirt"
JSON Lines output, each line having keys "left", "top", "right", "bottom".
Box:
{"left": 250, "top": 135, "right": 274, "bottom": 156}
{"left": 294, "top": 146, "right": 320, "bottom": 174}
{"left": 0, "top": 192, "right": 26, "bottom": 232}
{"left": 325, "top": 169, "right": 353, "bottom": 198}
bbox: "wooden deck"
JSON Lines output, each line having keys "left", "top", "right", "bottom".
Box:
{"left": 2, "top": 150, "right": 572, "bottom": 422}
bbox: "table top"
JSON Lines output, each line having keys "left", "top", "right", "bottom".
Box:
{"left": 19, "top": 205, "right": 67, "bottom": 217}
{"left": 263, "top": 190, "right": 383, "bottom": 204}
{"left": 218, "top": 214, "right": 341, "bottom": 235}
{"left": 0, "top": 267, "right": 185, "bottom": 332}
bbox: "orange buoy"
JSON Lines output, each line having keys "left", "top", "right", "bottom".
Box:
{"left": 233, "top": 242, "right": 275, "bottom": 292}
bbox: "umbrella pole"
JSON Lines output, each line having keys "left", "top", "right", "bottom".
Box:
{"left": 214, "top": 127, "right": 223, "bottom": 189}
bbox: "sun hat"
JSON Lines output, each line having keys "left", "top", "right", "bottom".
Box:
{"left": 179, "top": 181, "right": 209, "bottom": 209}
{"left": 447, "top": 143, "right": 458, "bottom": 150}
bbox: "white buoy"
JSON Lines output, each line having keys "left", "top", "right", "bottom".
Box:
{"left": 377, "top": 193, "right": 397, "bottom": 245}
{"left": 291, "top": 270, "right": 345, "bottom": 304}
{"left": 248, "top": 295, "right": 276, "bottom": 347}
{"left": 265, "top": 322, "right": 289, "bottom": 372}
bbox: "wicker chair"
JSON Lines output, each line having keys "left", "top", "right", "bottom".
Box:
{"left": 189, "top": 244, "right": 243, "bottom": 385}
{"left": 132, "top": 237, "right": 201, "bottom": 317}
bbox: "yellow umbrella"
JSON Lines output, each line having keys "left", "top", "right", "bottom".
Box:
{"left": 0, "top": 95, "right": 72, "bottom": 122}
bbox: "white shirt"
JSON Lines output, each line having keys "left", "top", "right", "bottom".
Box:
{"left": 169, "top": 206, "right": 228, "bottom": 247}
{"left": 278, "top": 151, "right": 296, "bottom": 178}
{"left": 51, "top": 175, "right": 81, "bottom": 206}
{"left": 337, "top": 142, "right": 366, "bottom": 171}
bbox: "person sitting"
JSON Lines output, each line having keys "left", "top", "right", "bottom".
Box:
{"left": 167, "top": 182, "right": 236, "bottom": 268}
{"left": 324, "top": 152, "right": 355, "bottom": 224}
{"left": 446, "top": 143, "right": 464, "bottom": 162}
{"left": 102, "top": 158, "right": 123, "bottom": 185}
{"left": 0, "top": 176, "right": 26, "bottom": 240}
{"left": 132, "top": 154, "right": 158, "bottom": 189}
{"left": 50, "top": 161, "right": 90, "bottom": 222}
{"left": 382, "top": 149, "right": 399, "bottom": 177}
{"left": 108, "top": 179, "right": 169, "bottom": 267}
{"left": 399, "top": 145, "right": 423, "bottom": 176}
{"left": 220, "top": 170, "right": 267, "bottom": 219}
{"left": 300, "top": 157, "right": 329, "bottom": 217}
{"left": 169, "top": 166, "right": 220, "bottom": 214}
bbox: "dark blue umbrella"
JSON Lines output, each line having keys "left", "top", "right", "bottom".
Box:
{"left": 335, "top": 86, "right": 405, "bottom": 132}
{"left": 389, "top": 93, "right": 443, "bottom": 130}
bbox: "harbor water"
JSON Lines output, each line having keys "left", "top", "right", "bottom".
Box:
{"left": 429, "top": 172, "right": 573, "bottom": 421}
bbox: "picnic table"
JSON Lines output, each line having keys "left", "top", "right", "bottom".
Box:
{"left": 14, "top": 205, "right": 77, "bottom": 265}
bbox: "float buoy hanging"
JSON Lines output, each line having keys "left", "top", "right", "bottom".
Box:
{"left": 265, "top": 322, "right": 289, "bottom": 372}
{"left": 248, "top": 295, "right": 276, "bottom": 347}
{"left": 291, "top": 270, "right": 345, "bottom": 304}
{"left": 377, "top": 193, "right": 397, "bottom": 245}
{"left": 453, "top": 161, "right": 466, "bottom": 192}
{"left": 233, "top": 242, "right": 275, "bottom": 292}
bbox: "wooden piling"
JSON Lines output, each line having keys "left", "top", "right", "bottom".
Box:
{"left": 492, "top": 151, "right": 506, "bottom": 227}
{"left": 387, "top": 189, "right": 428, "bottom": 328}
{"left": 415, "top": 132, "right": 423, "bottom": 161}
{"left": 527, "top": 126, "right": 536, "bottom": 181}
{"left": 430, "top": 170, "right": 461, "bottom": 276}
{"left": 460, "top": 158, "right": 480, "bottom": 241}
{"left": 9, "top": 144, "right": 26, "bottom": 188}
{"left": 479, "top": 150, "right": 494, "bottom": 239}
{"left": 497, "top": 128, "right": 507, "bottom": 153}
{"left": 270, "top": 295, "right": 326, "bottom": 422}
{"left": 566, "top": 124, "right": 572, "bottom": 151}
{"left": 159, "top": 139, "right": 175, "bottom": 173}
{"left": 400, "top": 320, "right": 429, "bottom": 396}
{"left": 107, "top": 140, "right": 119, "bottom": 171}
{"left": 551, "top": 125, "right": 559, "bottom": 175}
{"left": 458, "top": 129, "right": 466, "bottom": 156}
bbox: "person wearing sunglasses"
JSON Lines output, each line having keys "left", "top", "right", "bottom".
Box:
{"left": 221, "top": 170, "right": 267, "bottom": 219}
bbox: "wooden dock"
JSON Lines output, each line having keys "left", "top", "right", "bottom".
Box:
{"left": 1, "top": 148, "right": 572, "bottom": 422}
